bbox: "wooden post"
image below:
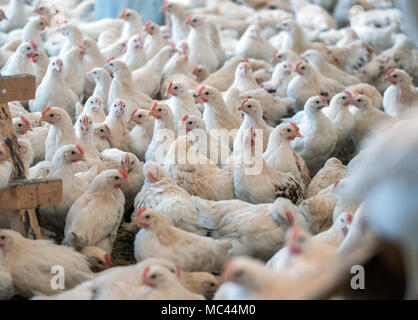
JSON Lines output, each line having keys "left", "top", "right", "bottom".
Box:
{"left": 0, "top": 74, "right": 62, "bottom": 239}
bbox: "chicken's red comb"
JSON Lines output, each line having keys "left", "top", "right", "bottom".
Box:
{"left": 118, "top": 168, "right": 129, "bottom": 180}
{"left": 58, "top": 20, "right": 68, "bottom": 26}
{"left": 347, "top": 212, "right": 353, "bottom": 224}
{"left": 175, "top": 265, "right": 182, "bottom": 279}
{"left": 290, "top": 122, "right": 299, "bottom": 131}
{"left": 106, "top": 56, "right": 115, "bottom": 63}
{"left": 182, "top": 114, "right": 189, "bottom": 122}
{"left": 150, "top": 101, "right": 158, "bottom": 112}
{"left": 136, "top": 206, "right": 147, "bottom": 218}
{"left": 241, "top": 98, "right": 249, "bottom": 107}
{"left": 192, "top": 65, "right": 199, "bottom": 73}
{"left": 142, "top": 266, "right": 150, "bottom": 281}
{"left": 147, "top": 172, "right": 158, "bottom": 183}
{"left": 78, "top": 45, "right": 86, "bottom": 52}
{"left": 167, "top": 81, "right": 173, "bottom": 92}
{"left": 20, "top": 116, "right": 31, "bottom": 127}
{"left": 41, "top": 106, "right": 52, "bottom": 117}
{"left": 197, "top": 86, "right": 206, "bottom": 95}
{"left": 286, "top": 211, "right": 295, "bottom": 226}
{"left": 295, "top": 61, "right": 303, "bottom": 70}
{"left": 120, "top": 9, "right": 127, "bottom": 18}
{"left": 130, "top": 108, "right": 138, "bottom": 118}
{"left": 273, "top": 49, "right": 279, "bottom": 58}
{"left": 30, "top": 41, "right": 38, "bottom": 51}
{"left": 187, "top": 13, "right": 194, "bottom": 22}
{"left": 242, "top": 55, "right": 249, "bottom": 63}
{"left": 343, "top": 90, "right": 353, "bottom": 97}
{"left": 288, "top": 226, "right": 299, "bottom": 242}
{"left": 82, "top": 114, "right": 89, "bottom": 125}
{"left": 105, "top": 253, "right": 112, "bottom": 268}
{"left": 124, "top": 153, "right": 130, "bottom": 165}
{"left": 95, "top": 96, "right": 102, "bottom": 105}
{"left": 320, "top": 96, "right": 327, "bottom": 103}
{"left": 104, "top": 124, "right": 111, "bottom": 134}
{"left": 333, "top": 180, "right": 340, "bottom": 188}
{"left": 145, "top": 21, "right": 152, "bottom": 29}
{"left": 76, "top": 144, "right": 84, "bottom": 156}
{"left": 386, "top": 68, "right": 396, "bottom": 77}
{"left": 169, "top": 42, "right": 176, "bottom": 49}
{"left": 162, "top": 0, "right": 169, "bottom": 8}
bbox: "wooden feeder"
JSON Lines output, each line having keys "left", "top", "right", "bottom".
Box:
{"left": 0, "top": 74, "right": 62, "bottom": 239}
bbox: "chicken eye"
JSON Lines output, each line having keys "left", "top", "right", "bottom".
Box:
{"left": 278, "top": 55, "right": 282, "bottom": 59}
{"left": 247, "top": 105, "right": 252, "bottom": 108}
{"left": 100, "top": 129, "right": 104, "bottom": 132}
{"left": 188, "top": 121, "right": 192, "bottom": 125}
{"left": 50, "top": 114, "right": 54, "bottom": 117}
{"left": 71, "top": 151, "right": 76, "bottom": 155}
{"left": 151, "top": 274, "right": 157, "bottom": 279}
{"left": 168, "top": 4, "right": 172, "bottom": 8}
{"left": 287, "top": 128, "right": 291, "bottom": 132}
{"left": 126, "top": 13, "right": 131, "bottom": 17}
{"left": 192, "top": 19, "right": 197, "bottom": 23}
{"left": 393, "top": 75, "right": 397, "bottom": 78}
{"left": 358, "top": 99, "right": 362, "bottom": 102}
{"left": 210, "top": 282, "right": 216, "bottom": 287}
{"left": 98, "top": 261, "right": 103, "bottom": 265}
{"left": 301, "top": 66, "right": 305, "bottom": 70}
{"left": 138, "top": 114, "right": 142, "bottom": 118}
{"left": 174, "top": 86, "right": 178, "bottom": 90}
{"left": 342, "top": 96, "right": 346, "bottom": 100}
{"left": 115, "top": 176, "right": 119, "bottom": 180}
{"left": 158, "top": 108, "right": 162, "bottom": 112}
{"left": 316, "top": 101, "right": 320, "bottom": 104}
{"left": 299, "top": 237, "right": 306, "bottom": 243}
{"left": 205, "top": 92, "right": 209, "bottom": 95}
{"left": 18, "top": 123, "right": 22, "bottom": 127}
{"left": 145, "top": 215, "right": 150, "bottom": 219}
{"left": 0, "top": 236, "right": 5, "bottom": 240}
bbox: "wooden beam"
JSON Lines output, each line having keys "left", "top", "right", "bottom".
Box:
{"left": 0, "top": 75, "right": 59, "bottom": 240}
{"left": 0, "top": 179, "right": 63, "bottom": 211}
{"left": 0, "top": 102, "right": 25, "bottom": 179}
{"left": 0, "top": 74, "right": 36, "bottom": 104}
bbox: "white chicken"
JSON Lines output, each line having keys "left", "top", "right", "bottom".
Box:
{"left": 133, "top": 161, "right": 206, "bottom": 235}
{"left": 291, "top": 96, "right": 338, "bottom": 175}
{"left": 63, "top": 169, "right": 127, "bottom": 253}
{"left": 133, "top": 207, "right": 232, "bottom": 273}
{"left": 0, "top": 229, "right": 92, "bottom": 298}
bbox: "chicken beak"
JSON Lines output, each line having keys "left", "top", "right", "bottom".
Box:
{"left": 295, "top": 131, "right": 302, "bottom": 138}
